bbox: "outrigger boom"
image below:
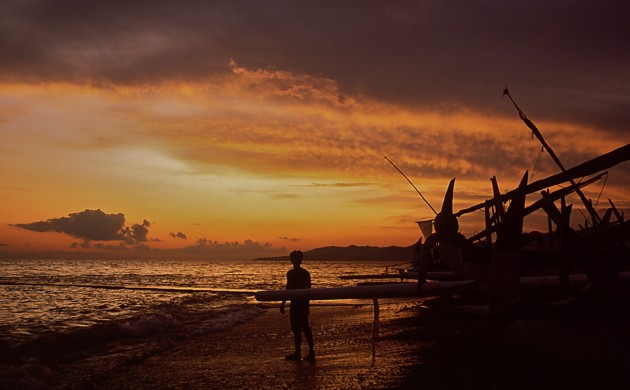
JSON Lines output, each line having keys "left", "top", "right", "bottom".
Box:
{"left": 454, "top": 143, "right": 630, "bottom": 218}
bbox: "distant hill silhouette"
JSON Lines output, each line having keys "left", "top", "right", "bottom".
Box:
{"left": 256, "top": 244, "right": 416, "bottom": 261}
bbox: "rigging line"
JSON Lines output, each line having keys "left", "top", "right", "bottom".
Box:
{"left": 531, "top": 146, "right": 544, "bottom": 180}
{"left": 594, "top": 171, "right": 609, "bottom": 210}
{"left": 384, "top": 156, "right": 438, "bottom": 215}
{"left": 576, "top": 207, "right": 589, "bottom": 227}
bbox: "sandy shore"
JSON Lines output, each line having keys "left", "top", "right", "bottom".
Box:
{"left": 5, "top": 289, "right": 630, "bottom": 389}
{"left": 32, "top": 300, "right": 425, "bottom": 389}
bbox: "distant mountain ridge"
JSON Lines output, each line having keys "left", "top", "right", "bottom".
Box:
{"left": 256, "top": 244, "right": 416, "bottom": 261}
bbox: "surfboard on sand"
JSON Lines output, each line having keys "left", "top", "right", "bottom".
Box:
{"left": 254, "top": 280, "right": 475, "bottom": 301}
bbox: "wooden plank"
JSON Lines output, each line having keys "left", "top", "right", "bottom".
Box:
{"left": 467, "top": 173, "right": 603, "bottom": 243}
{"left": 256, "top": 272, "right": 630, "bottom": 301}
{"left": 254, "top": 280, "right": 474, "bottom": 301}
{"left": 339, "top": 274, "right": 402, "bottom": 280}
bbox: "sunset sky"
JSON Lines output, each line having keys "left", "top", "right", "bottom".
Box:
{"left": 1, "top": 1, "right": 629, "bottom": 259}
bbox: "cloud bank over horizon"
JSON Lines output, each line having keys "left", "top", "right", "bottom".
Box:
{"left": 14, "top": 209, "right": 151, "bottom": 245}
{"left": 9, "top": 209, "right": 288, "bottom": 259}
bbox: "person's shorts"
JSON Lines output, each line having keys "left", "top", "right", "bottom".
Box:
{"left": 290, "top": 301, "right": 309, "bottom": 325}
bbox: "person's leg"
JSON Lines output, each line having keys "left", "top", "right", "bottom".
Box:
{"left": 286, "top": 310, "right": 301, "bottom": 360}
{"left": 303, "top": 320, "right": 314, "bottom": 351}
{"left": 292, "top": 323, "right": 302, "bottom": 353}
{"left": 301, "top": 313, "right": 315, "bottom": 360}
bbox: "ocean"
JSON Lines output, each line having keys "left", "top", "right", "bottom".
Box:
{"left": 0, "top": 258, "right": 407, "bottom": 363}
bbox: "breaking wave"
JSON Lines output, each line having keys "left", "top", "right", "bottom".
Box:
{"left": 4, "top": 298, "right": 264, "bottom": 362}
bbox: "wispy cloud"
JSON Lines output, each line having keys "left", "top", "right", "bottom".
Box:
{"left": 154, "top": 238, "right": 287, "bottom": 260}
{"left": 0, "top": 238, "right": 288, "bottom": 260}
{"left": 279, "top": 236, "right": 301, "bottom": 242}
{"left": 307, "top": 182, "right": 374, "bottom": 188}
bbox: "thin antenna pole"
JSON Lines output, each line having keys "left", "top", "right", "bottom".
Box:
{"left": 384, "top": 156, "right": 437, "bottom": 215}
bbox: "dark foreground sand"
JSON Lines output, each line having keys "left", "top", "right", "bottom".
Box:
{"left": 2, "top": 300, "right": 424, "bottom": 389}
{"left": 5, "top": 290, "right": 630, "bottom": 389}
{"left": 87, "top": 301, "right": 421, "bottom": 389}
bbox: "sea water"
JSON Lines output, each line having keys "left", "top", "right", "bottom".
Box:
{"left": 0, "top": 258, "right": 406, "bottom": 359}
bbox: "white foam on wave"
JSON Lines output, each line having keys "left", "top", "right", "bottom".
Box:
{"left": 119, "top": 313, "right": 182, "bottom": 338}
{"left": 195, "top": 305, "right": 265, "bottom": 334}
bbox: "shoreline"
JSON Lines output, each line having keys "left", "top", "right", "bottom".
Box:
{"left": 2, "top": 300, "right": 426, "bottom": 389}
{"left": 89, "top": 301, "right": 424, "bottom": 389}
{"left": 4, "top": 288, "right": 630, "bottom": 389}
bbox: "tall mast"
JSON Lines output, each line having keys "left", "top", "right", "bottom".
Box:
{"left": 384, "top": 156, "right": 437, "bottom": 215}
{"left": 503, "top": 87, "right": 602, "bottom": 225}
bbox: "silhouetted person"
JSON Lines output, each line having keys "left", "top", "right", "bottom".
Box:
{"left": 280, "top": 250, "right": 315, "bottom": 361}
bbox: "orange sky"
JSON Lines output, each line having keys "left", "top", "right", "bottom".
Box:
{"left": 1, "top": 2, "right": 628, "bottom": 259}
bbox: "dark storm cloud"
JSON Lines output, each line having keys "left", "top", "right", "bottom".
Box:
{"left": 15, "top": 209, "right": 151, "bottom": 243}
{"left": 1, "top": 1, "right": 629, "bottom": 133}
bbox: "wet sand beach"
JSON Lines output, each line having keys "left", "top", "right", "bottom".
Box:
{"left": 5, "top": 288, "right": 630, "bottom": 389}
{"left": 4, "top": 300, "right": 423, "bottom": 389}
{"left": 89, "top": 302, "right": 421, "bottom": 389}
